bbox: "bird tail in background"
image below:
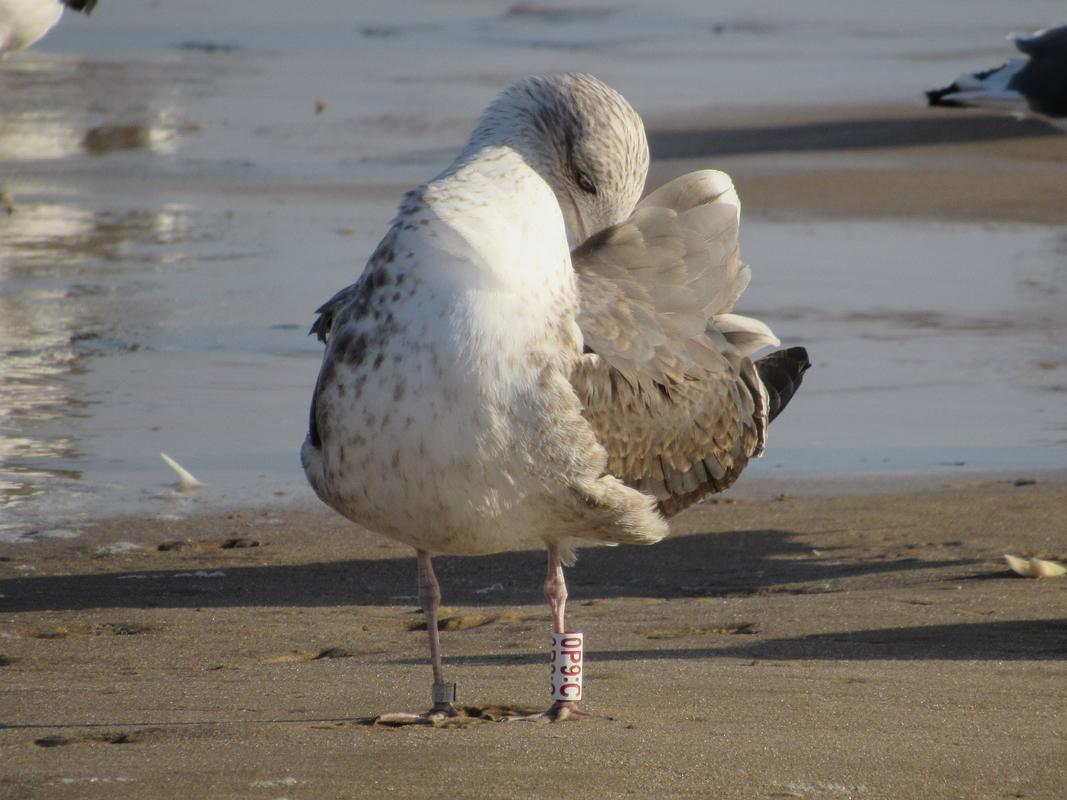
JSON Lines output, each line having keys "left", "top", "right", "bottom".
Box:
{"left": 926, "top": 82, "right": 966, "bottom": 107}
{"left": 925, "top": 61, "right": 1026, "bottom": 110}
{"left": 755, "top": 346, "right": 811, "bottom": 423}
{"left": 63, "top": 0, "right": 98, "bottom": 14}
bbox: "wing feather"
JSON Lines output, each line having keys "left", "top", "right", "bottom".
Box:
{"left": 571, "top": 170, "right": 777, "bottom": 516}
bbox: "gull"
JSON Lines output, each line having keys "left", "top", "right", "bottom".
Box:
{"left": 302, "top": 73, "right": 809, "bottom": 723}
{"left": 0, "top": 0, "right": 97, "bottom": 56}
{"left": 926, "top": 24, "right": 1067, "bottom": 126}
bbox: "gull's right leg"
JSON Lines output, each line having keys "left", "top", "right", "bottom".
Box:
{"left": 417, "top": 548, "right": 457, "bottom": 718}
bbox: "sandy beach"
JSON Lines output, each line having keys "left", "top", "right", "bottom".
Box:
{"left": 647, "top": 104, "right": 1067, "bottom": 225}
{"left": 2, "top": 476, "right": 1066, "bottom": 799}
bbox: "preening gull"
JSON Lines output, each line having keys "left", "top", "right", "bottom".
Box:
{"left": 0, "top": 0, "right": 97, "bottom": 56}
{"left": 926, "top": 24, "right": 1067, "bottom": 125}
{"left": 302, "top": 73, "right": 809, "bottom": 722}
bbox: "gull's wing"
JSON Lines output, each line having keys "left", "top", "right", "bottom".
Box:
{"left": 571, "top": 170, "right": 783, "bottom": 517}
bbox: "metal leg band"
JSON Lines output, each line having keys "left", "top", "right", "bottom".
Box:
{"left": 432, "top": 681, "right": 457, "bottom": 706}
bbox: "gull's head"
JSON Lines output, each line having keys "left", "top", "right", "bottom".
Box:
{"left": 470, "top": 73, "right": 649, "bottom": 245}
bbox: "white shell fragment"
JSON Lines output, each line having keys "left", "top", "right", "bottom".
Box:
{"left": 160, "top": 452, "right": 203, "bottom": 491}
{"left": 1004, "top": 554, "right": 1067, "bottom": 578}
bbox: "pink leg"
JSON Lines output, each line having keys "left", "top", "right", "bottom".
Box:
{"left": 544, "top": 544, "right": 577, "bottom": 720}
{"left": 417, "top": 549, "right": 455, "bottom": 715}
{"left": 544, "top": 543, "right": 568, "bottom": 634}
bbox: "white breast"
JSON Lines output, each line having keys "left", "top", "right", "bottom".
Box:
{"left": 305, "top": 147, "right": 585, "bottom": 555}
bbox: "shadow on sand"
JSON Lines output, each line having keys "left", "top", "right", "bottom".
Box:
{"left": 2, "top": 528, "right": 1062, "bottom": 671}
{"left": 439, "top": 618, "right": 1067, "bottom": 664}
{"left": 4, "top": 526, "right": 969, "bottom": 613}
{"left": 647, "top": 113, "right": 1063, "bottom": 160}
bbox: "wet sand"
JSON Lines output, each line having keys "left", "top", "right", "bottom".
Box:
{"left": 646, "top": 104, "right": 1067, "bottom": 225}
{"left": 2, "top": 478, "right": 1066, "bottom": 799}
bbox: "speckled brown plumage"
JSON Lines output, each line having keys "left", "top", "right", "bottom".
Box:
{"left": 569, "top": 170, "right": 807, "bottom": 518}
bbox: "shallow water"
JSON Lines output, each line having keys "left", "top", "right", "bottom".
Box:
{"left": 1, "top": 0, "right": 1065, "bottom": 536}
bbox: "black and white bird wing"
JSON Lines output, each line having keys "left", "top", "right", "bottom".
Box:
{"left": 926, "top": 24, "right": 1067, "bottom": 119}
{"left": 1010, "top": 24, "right": 1067, "bottom": 118}
{"left": 925, "top": 59, "right": 1030, "bottom": 112}
{"left": 570, "top": 170, "right": 804, "bottom": 518}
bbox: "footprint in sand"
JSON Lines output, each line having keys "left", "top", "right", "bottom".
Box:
{"left": 407, "top": 609, "right": 542, "bottom": 632}
{"left": 34, "top": 731, "right": 144, "bottom": 748}
{"left": 315, "top": 704, "right": 572, "bottom": 728}
{"left": 639, "top": 622, "right": 758, "bottom": 639}
{"left": 27, "top": 623, "right": 154, "bottom": 639}
{"left": 156, "top": 537, "right": 260, "bottom": 552}
{"left": 264, "top": 647, "right": 355, "bottom": 663}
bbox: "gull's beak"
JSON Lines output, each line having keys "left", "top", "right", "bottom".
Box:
{"left": 564, "top": 193, "right": 587, "bottom": 249}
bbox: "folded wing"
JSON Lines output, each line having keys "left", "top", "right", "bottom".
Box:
{"left": 571, "top": 170, "right": 790, "bottom": 517}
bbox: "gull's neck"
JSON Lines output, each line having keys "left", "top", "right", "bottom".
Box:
{"left": 437, "top": 103, "right": 561, "bottom": 187}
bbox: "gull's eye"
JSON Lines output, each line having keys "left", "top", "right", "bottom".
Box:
{"left": 574, "top": 169, "right": 597, "bottom": 195}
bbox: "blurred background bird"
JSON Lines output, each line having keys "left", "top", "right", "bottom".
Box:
{"left": 927, "top": 23, "right": 1067, "bottom": 126}
{"left": 0, "top": 0, "right": 97, "bottom": 56}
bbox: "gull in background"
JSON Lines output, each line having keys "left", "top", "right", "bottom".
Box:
{"left": 0, "top": 0, "right": 97, "bottom": 56}
{"left": 302, "top": 73, "right": 809, "bottom": 723}
{"left": 927, "top": 24, "right": 1067, "bottom": 126}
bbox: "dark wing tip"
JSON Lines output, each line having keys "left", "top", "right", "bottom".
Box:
{"left": 926, "top": 84, "right": 963, "bottom": 107}
{"left": 309, "top": 299, "right": 341, "bottom": 342}
{"left": 309, "top": 314, "right": 331, "bottom": 343}
{"left": 307, "top": 405, "right": 322, "bottom": 449}
{"left": 63, "top": 0, "right": 98, "bottom": 14}
{"left": 755, "top": 346, "right": 810, "bottom": 423}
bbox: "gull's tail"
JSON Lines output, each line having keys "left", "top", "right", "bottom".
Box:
{"left": 755, "top": 346, "right": 810, "bottom": 423}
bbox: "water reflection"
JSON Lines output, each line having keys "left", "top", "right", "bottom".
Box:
{"left": 0, "top": 54, "right": 204, "bottom": 162}
{"left": 0, "top": 202, "right": 199, "bottom": 522}
{"left": 0, "top": 202, "right": 196, "bottom": 273}
{"left": 1, "top": 50, "right": 244, "bottom": 533}
{"left": 0, "top": 114, "right": 182, "bottom": 161}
